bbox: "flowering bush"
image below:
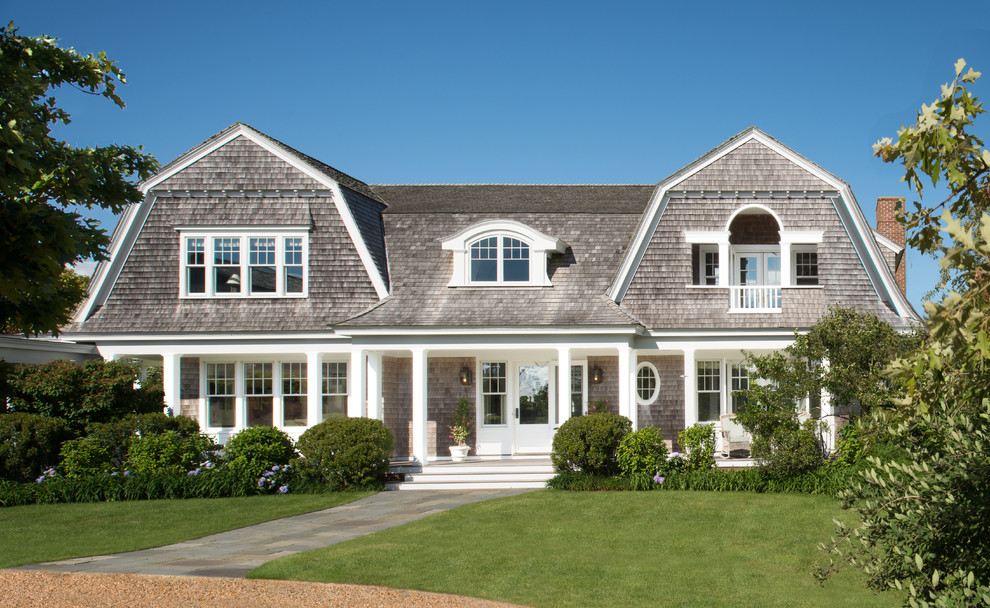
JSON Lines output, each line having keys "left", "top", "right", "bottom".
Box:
{"left": 0, "top": 413, "right": 72, "bottom": 482}
{"left": 255, "top": 464, "right": 293, "bottom": 494}
{"left": 223, "top": 426, "right": 297, "bottom": 480}
{"left": 449, "top": 396, "right": 472, "bottom": 446}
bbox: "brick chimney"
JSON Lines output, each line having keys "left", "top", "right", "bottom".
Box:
{"left": 875, "top": 197, "right": 906, "bottom": 295}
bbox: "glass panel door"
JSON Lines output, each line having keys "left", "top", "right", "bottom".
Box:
{"left": 515, "top": 364, "right": 555, "bottom": 453}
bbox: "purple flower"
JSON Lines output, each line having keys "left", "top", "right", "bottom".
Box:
{"left": 258, "top": 479, "right": 266, "bottom": 487}
{"left": 271, "top": 465, "right": 280, "bottom": 472}
{"left": 123, "top": 470, "right": 132, "bottom": 478}
{"left": 188, "top": 469, "right": 200, "bottom": 476}
{"left": 278, "top": 485, "right": 289, "bottom": 494}
{"left": 35, "top": 476, "right": 45, "bottom": 483}
{"left": 653, "top": 475, "right": 665, "bottom": 485}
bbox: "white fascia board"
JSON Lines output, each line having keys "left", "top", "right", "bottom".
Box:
{"left": 65, "top": 332, "right": 345, "bottom": 343}
{"left": 683, "top": 230, "right": 730, "bottom": 244}
{"left": 647, "top": 328, "right": 805, "bottom": 338}
{"left": 338, "top": 326, "right": 641, "bottom": 337}
{"left": 174, "top": 224, "right": 311, "bottom": 233}
{"left": 779, "top": 230, "right": 824, "bottom": 243}
{"left": 639, "top": 337, "right": 797, "bottom": 352}
{"left": 0, "top": 336, "right": 98, "bottom": 355}
{"left": 327, "top": 182, "right": 390, "bottom": 299}
{"left": 74, "top": 194, "right": 154, "bottom": 323}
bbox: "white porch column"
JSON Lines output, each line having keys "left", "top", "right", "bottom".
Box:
{"left": 683, "top": 348, "right": 697, "bottom": 430}
{"left": 306, "top": 351, "right": 322, "bottom": 426}
{"left": 717, "top": 241, "right": 730, "bottom": 287}
{"left": 617, "top": 345, "right": 636, "bottom": 429}
{"left": 820, "top": 358, "right": 835, "bottom": 453}
{"left": 779, "top": 238, "right": 792, "bottom": 287}
{"left": 411, "top": 348, "right": 429, "bottom": 464}
{"left": 162, "top": 353, "right": 181, "bottom": 417}
{"left": 348, "top": 350, "right": 366, "bottom": 418}
{"left": 556, "top": 346, "right": 571, "bottom": 426}
{"left": 366, "top": 352, "right": 383, "bottom": 421}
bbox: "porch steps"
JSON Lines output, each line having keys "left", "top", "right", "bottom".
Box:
{"left": 387, "top": 458, "right": 555, "bottom": 490}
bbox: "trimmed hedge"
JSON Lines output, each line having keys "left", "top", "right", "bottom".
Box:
{"left": 551, "top": 412, "right": 632, "bottom": 476}
{"left": 295, "top": 418, "right": 393, "bottom": 490}
{"left": 223, "top": 426, "right": 297, "bottom": 480}
{"left": 0, "top": 413, "right": 73, "bottom": 482}
{"left": 617, "top": 426, "right": 669, "bottom": 477}
{"left": 547, "top": 465, "right": 857, "bottom": 497}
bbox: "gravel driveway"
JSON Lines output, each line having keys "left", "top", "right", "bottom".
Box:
{"left": 0, "top": 571, "right": 531, "bottom": 608}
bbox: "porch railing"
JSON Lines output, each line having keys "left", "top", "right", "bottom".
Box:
{"left": 729, "top": 285, "right": 782, "bottom": 312}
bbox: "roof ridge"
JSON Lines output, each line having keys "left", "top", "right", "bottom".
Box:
{"left": 371, "top": 183, "right": 655, "bottom": 187}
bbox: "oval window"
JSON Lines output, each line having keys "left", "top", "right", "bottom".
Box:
{"left": 636, "top": 362, "right": 660, "bottom": 406}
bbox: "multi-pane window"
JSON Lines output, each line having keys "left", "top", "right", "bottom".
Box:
{"left": 214, "top": 238, "right": 241, "bottom": 293}
{"left": 244, "top": 363, "right": 273, "bottom": 427}
{"left": 322, "top": 361, "right": 347, "bottom": 420}
{"left": 481, "top": 362, "right": 506, "bottom": 425}
{"left": 795, "top": 250, "right": 819, "bottom": 285}
{"left": 284, "top": 237, "right": 304, "bottom": 293}
{"left": 697, "top": 360, "right": 721, "bottom": 422}
{"left": 282, "top": 362, "right": 307, "bottom": 427}
{"left": 186, "top": 238, "right": 206, "bottom": 294}
{"left": 570, "top": 365, "right": 583, "bottom": 418}
{"left": 469, "top": 236, "right": 531, "bottom": 284}
{"left": 502, "top": 237, "right": 530, "bottom": 282}
{"left": 636, "top": 362, "right": 660, "bottom": 405}
{"left": 181, "top": 233, "right": 307, "bottom": 297}
{"left": 206, "top": 363, "right": 235, "bottom": 428}
{"left": 249, "top": 238, "right": 277, "bottom": 294}
{"left": 730, "top": 363, "right": 750, "bottom": 414}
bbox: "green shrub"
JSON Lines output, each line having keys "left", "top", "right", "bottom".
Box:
{"left": 551, "top": 412, "right": 632, "bottom": 476}
{"left": 295, "top": 418, "right": 393, "bottom": 489}
{"left": 752, "top": 418, "right": 824, "bottom": 479}
{"left": 125, "top": 430, "right": 213, "bottom": 475}
{"left": 60, "top": 436, "right": 115, "bottom": 478}
{"left": 677, "top": 424, "right": 716, "bottom": 471}
{"left": 5, "top": 360, "right": 164, "bottom": 430}
{"left": 0, "top": 413, "right": 72, "bottom": 482}
{"left": 617, "top": 426, "right": 668, "bottom": 477}
{"left": 223, "top": 426, "right": 297, "bottom": 480}
{"left": 59, "top": 413, "right": 204, "bottom": 477}
{"left": 833, "top": 420, "right": 865, "bottom": 466}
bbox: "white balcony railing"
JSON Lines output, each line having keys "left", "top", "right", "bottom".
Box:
{"left": 729, "top": 285, "right": 782, "bottom": 312}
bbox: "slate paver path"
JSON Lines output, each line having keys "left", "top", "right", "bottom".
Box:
{"left": 15, "top": 490, "right": 529, "bottom": 578}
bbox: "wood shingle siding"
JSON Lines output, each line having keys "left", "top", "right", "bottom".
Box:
{"left": 157, "top": 136, "right": 325, "bottom": 191}
{"left": 74, "top": 193, "right": 380, "bottom": 332}
{"left": 620, "top": 195, "right": 908, "bottom": 329}
{"left": 673, "top": 140, "right": 833, "bottom": 191}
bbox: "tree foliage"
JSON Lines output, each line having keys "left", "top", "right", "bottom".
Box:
{"left": 736, "top": 308, "right": 921, "bottom": 474}
{"left": 874, "top": 58, "right": 988, "bottom": 295}
{"left": 0, "top": 23, "right": 157, "bottom": 336}
{"left": 818, "top": 61, "right": 990, "bottom": 607}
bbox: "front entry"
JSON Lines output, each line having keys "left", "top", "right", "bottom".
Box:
{"left": 514, "top": 364, "right": 556, "bottom": 453}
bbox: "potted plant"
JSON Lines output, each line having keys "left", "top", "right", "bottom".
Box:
{"left": 449, "top": 396, "right": 472, "bottom": 462}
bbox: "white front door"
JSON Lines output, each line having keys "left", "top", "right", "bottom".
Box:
{"left": 514, "top": 363, "right": 556, "bottom": 453}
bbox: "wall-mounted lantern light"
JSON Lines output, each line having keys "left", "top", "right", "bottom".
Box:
{"left": 590, "top": 365, "right": 603, "bottom": 384}
{"left": 459, "top": 366, "right": 472, "bottom": 385}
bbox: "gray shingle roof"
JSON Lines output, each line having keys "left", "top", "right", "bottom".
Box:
{"left": 341, "top": 200, "right": 648, "bottom": 327}
{"left": 371, "top": 184, "right": 655, "bottom": 214}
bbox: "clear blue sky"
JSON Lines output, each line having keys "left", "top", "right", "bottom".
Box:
{"left": 7, "top": 0, "right": 990, "bottom": 313}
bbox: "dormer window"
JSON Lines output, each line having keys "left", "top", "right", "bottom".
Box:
{"left": 442, "top": 221, "right": 566, "bottom": 288}
{"left": 178, "top": 226, "right": 309, "bottom": 298}
{"left": 470, "top": 236, "right": 530, "bottom": 283}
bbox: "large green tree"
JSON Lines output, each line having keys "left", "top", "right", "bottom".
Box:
{"left": 818, "top": 60, "right": 990, "bottom": 608}
{"left": 0, "top": 23, "right": 157, "bottom": 336}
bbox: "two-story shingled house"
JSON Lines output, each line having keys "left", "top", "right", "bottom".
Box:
{"left": 67, "top": 123, "right": 918, "bottom": 463}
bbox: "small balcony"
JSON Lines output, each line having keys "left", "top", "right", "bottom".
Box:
{"left": 729, "top": 285, "right": 781, "bottom": 312}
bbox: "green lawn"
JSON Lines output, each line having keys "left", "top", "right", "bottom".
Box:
{"left": 250, "top": 491, "right": 899, "bottom": 608}
{"left": 0, "top": 492, "right": 371, "bottom": 568}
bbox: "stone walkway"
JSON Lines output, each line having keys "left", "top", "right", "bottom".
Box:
{"left": 15, "top": 490, "right": 530, "bottom": 578}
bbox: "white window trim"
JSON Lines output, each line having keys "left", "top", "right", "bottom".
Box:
{"left": 792, "top": 244, "right": 820, "bottom": 286}
{"left": 177, "top": 227, "right": 309, "bottom": 299}
{"left": 479, "top": 360, "right": 509, "bottom": 427}
{"left": 696, "top": 245, "right": 719, "bottom": 286}
{"left": 442, "top": 220, "right": 567, "bottom": 287}
{"left": 635, "top": 361, "right": 660, "bottom": 406}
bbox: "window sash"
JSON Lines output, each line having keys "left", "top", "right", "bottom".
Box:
{"left": 469, "top": 235, "right": 531, "bottom": 284}
{"left": 697, "top": 360, "right": 721, "bottom": 422}
{"left": 481, "top": 362, "right": 506, "bottom": 425}
{"left": 795, "top": 250, "right": 819, "bottom": 285}
{"left": 181, "top": 233, "right": 307, "bottom": 298}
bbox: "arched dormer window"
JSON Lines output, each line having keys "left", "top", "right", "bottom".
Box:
{"left": 442, "top": 220, "right": 567, "bottom": 287}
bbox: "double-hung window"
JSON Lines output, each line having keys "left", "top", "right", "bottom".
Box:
{"left": 729, "top": 363, "right": 750, "bottom": 414}
{"left": 793, "top": 245, "right": 819, "bottom": 285}
{"left": 322, "top": 361, "right": 347, "bottom": 420}
{"left": 481, "top": 362, "right": 507, "bottom": 425}
{"left": 282, "top": 362, "right": 307, "bottom": 427}
{"left": 206, "top": 363, "right": 236, "bottom": 428}
{"left": 179, "top": 230, "right": 308, "bottom": 298}
{"left": 697, "top": 361, "right": 721, "bottom": 422}
{"left": 244, "top": 363, "right": 273, "bottom": 427}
